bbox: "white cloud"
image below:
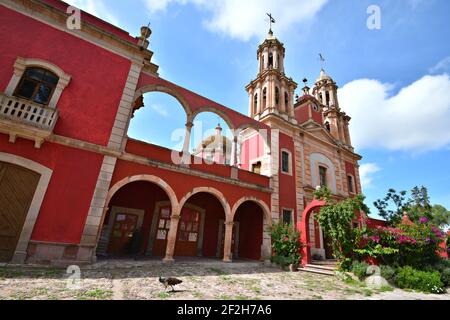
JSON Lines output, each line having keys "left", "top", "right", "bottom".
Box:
{"left": 338, "top": 74, "right": 450, "bottom": 152}
{"left": 143, "top": 0, "right": 328, "bottom": 41}
{"left": 149, "top": 104, "right": 169, "bottom": 117}
{"left": 359, "top": 163, "right": 381, "bottom": 189}
{"left": 429, "top": 56, "right": 450, "bottom": 74}
{"left": 64, "top": 0, "right": 121, "bottom": 27}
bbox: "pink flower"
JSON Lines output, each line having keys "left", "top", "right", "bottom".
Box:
{"left": 419, "top": 217, "right": 428, "bottom": 223}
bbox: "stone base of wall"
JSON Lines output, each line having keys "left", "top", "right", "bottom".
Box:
{"left": 310, "top": 248, "right": 326, "bottom": 261}
{"left": 25, "top": 241, "right": 95, "bottom": 266}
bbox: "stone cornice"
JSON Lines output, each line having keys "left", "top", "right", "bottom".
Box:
{"left": 246, "top": 69, "right": 298, "bottom": 91}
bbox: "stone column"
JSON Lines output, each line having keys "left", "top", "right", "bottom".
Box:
{"left": 163, "top": 210, "right": 181, "bottom": 263}
{"left": 223, "top": 221, "right": 234, "bottom": 262}
{"left": 230, "top": 136, "right": 238, "bottom": 167}
{"left": 181, "top": 121, "right": 193, "bottom": 164}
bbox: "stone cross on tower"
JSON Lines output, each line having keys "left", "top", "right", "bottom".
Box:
{"left": 266, "top": 13, "right": 275, "bottom": 34}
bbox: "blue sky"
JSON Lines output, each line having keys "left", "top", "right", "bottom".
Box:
{"left": 67, "top": 0, "right": 450, "bottom": 218}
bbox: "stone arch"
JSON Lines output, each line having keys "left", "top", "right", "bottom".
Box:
{"left": 298, "top": 199, "right": 326, "bottom": 265}
{"left": 178, "top": 187, "right": 231, "bottom": 219}
{"left": 230, "top": 197, "right": 271, "bottom": 225}
{"left": 0, "top": 152, "right": 53, "bottom": 264}
{"left": 192, "top": 106, "right": 236, "bottom": 131}
{"left": 105, "top": 175, "right": 178, "bottom": 211}
{"left": 135, "top": 84, "right": 193, "bottom": 118}
{"left": 230, "top": 196, "right": 272, "bottom": 261}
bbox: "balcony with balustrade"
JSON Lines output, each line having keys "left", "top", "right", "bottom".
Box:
{"left": 0, "top": 93, "right": 59, "bottom": 148}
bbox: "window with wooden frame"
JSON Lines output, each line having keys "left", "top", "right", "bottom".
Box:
{"left": 319, "top": 165, "right": 328, "bottom": 187}
{"left": 178, "top": 210, "right": 200, "bottom": 243}
{"left": 14, "top": 67, "right": 59, "bottom": 105}
{"left": 253, "top": 93, "right": 258, "bottom": 114}
{"left": 282, "top": 209, "right": 293, "bottom": 225}
{"left": 347, "top": 175, "right": 355, "bottom": 194}
{"left": 281, "top": 149, "right": 292, "bottom": 175}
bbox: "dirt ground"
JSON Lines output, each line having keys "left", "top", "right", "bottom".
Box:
{"left": 0, "top": 259, "right": 449, "bottom": 300}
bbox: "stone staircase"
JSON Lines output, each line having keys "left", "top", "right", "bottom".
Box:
{"left": 299, "top": 259, "right": 338, "bottom": 276}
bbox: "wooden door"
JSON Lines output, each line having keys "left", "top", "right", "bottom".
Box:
{"left": 108, "top": 213, "right": 139, "bottom": 255}
{"left": 0, "top": 162, "right": 40, "bottom": 262}
{"left": 152, "top": 207, "right": 171, "bottom": 256}
{"left": 174, "top": 208, "right": 200, "bottom": 257}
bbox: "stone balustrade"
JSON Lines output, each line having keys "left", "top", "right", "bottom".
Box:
{"left": 0, "top": 92, "right": 59, "bottom": 148}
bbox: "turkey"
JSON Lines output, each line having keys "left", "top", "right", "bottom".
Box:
{"left": 159, "top": 276, "right": 183, "bottom": 292}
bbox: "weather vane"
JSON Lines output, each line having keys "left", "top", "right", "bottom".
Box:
{"left": 319, "top": 53, "right": 326, "bottom": 70}
{"left": 266, "top": 13, "right": 276, "bottom": 33}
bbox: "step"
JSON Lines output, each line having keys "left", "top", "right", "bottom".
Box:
{"left": 298, "top": 267, "right": 335, "bottom": 276}
{"left": 305, "top": 264, "right": 337, "bottom": 271}
{"left": 311, "top": 259, "right": 338, "bottom": 266}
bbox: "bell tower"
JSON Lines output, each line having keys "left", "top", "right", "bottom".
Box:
{"left": 246, "top": 30, "right": 297, "bottom": 123}
{"left": 312, "top": 69, "right": 353, "bottom": 148}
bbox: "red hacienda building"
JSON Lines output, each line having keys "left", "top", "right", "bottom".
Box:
{"left": 0, "top": 0, "right": 370, "bottom": 266}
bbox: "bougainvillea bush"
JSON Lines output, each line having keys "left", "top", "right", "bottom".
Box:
{"left": 357, "top": 219, "right": 446, "bottom": 268}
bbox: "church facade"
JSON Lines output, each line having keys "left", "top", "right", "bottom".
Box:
{"left": 0, "top": 0, "right": 365, "bottom": 266}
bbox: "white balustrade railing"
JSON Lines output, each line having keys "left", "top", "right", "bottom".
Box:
{"left": 0, "top": 93, "right": 58, "bottom": 131}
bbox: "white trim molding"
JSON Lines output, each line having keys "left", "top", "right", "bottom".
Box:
{"left": 0, "top": 152, "right": 53, "bottom": 264}
{"left": 5, "top": 57, "right": 72, "bottom": 109}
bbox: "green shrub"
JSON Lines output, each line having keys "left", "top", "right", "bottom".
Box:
{"left": 394, "top": 266, "right": 446, "bottom": 294}
{"left": 270, "top": 222, "right": 302, "bottom": 266}
{"left": 380, "top": 265, "right": 396, "bottom": 282}
{"left": 351, "top": 261, "right": 369, "bottom": 280}
{"left": 441, "top": 268, "right": 450, "bottom": 287}
{"left": 426, "top": 260, "right": 450, "bottom": 287}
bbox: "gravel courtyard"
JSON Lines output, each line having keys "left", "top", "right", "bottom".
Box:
{"left": 0, "top": 259, "right": 449, "bottom": 300}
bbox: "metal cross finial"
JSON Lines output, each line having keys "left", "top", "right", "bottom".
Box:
{"left": 266, "top": 13, "right": 276, "bottom": 33}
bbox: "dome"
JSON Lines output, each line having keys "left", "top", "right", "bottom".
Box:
{"left": 316, "top": 69, "right": 332, "bottom": 82}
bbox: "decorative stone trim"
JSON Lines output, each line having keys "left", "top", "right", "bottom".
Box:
{"left": 79, "top": 155, "right": 117, "bottom": 253}
{"left": 109, "top": 62, "right": 144, "bottom": 150}
{"left": 0, "top": 152, "right": 53, "bottom": 264}
{"left": 5, "top": 57, "right": 71, "bottom": 109}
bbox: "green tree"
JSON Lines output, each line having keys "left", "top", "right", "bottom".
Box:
{"left": 373, "top": 189, "right": 410, "bottom": 225}
{"left": 374, "top": 186, "right": 450, "bottom": 228}
{"left": 430, "top": 204, "right": 450, "bottom": 228}
{"left": 314, "top": 186, "right": 369, "bottom": 270}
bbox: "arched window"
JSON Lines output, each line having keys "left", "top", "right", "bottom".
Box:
{"left": 318, "top": 92, "right": 323, "bottom": 104}
{"left": 325, "top": 91, "right": 330, "bottom": 106}
{"left": 268, "top": 53, "right": 273, "bottom": 68}
{"left": 253, "top": 93, "right": 258, "bottom": 114}
{"left": 275, "top": 87, "right": 280, "bottom": 106}
{"left": 277, "top": 54, "right": 280, "bottom": 69}
{"left": 284, "top": 92, "right": 289, "bottom": 111}
{"left": 263, "top": 88, "right": 267, "bottom": 109}
{"left": 325, "top": 121, "right": 331, "bottom": 133}
{"left": 14, "top": 67, "right": 59, "bottom": 105}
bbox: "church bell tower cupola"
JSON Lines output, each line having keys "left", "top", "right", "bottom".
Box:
{"left": 246, "top": 27, "right": 297, "bottom": 123}
{"left": 312, "top": 68, "right": 353, "bottom": 148}
{"left": 312, "top": 68, "right": 339, "bottom": 110}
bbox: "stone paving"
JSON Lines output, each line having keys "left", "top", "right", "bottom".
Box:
{"left": 0, "top": 258, "right": 449, "bottom": 300}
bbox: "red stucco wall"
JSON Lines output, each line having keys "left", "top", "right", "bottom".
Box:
{"left": 0, "top": 6, "right": 131, "bottom": 146}
{"left": 0, "top": 135, "right": 103, "bottom": 243}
